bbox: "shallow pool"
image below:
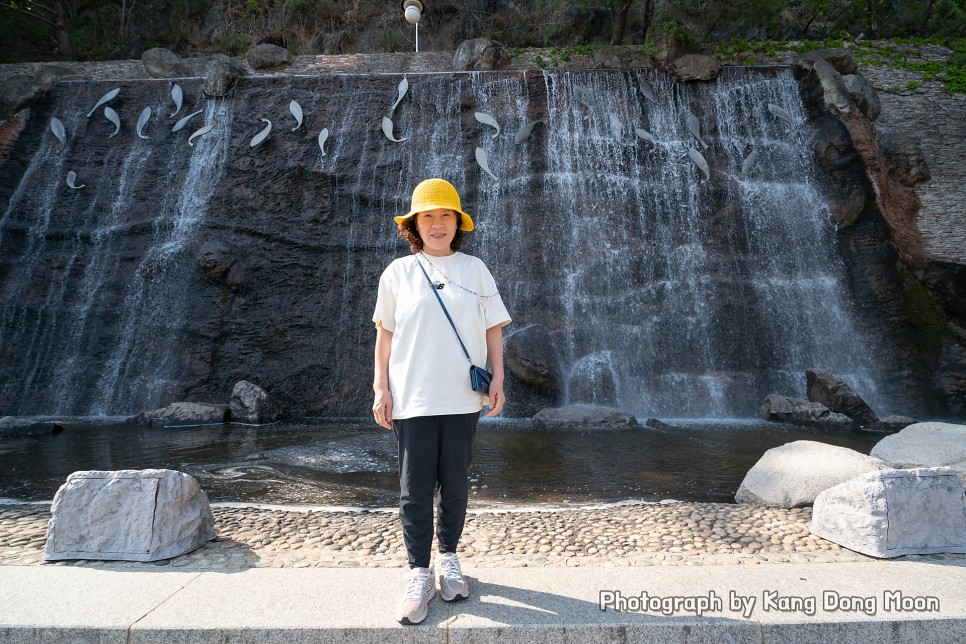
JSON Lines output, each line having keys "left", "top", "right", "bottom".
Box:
{"left": 0, "top": 418, "right": 885, "bottom": 507}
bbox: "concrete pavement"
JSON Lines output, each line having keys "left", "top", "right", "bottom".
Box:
{"left": 2, "top": 558, "right": 966, "bottom": 643}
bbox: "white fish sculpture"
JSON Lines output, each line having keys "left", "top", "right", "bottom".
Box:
{"left": 289, "top": 100, "right": 303, "bottom": 131}
{"left": 104, "top": 106, "right": 121, "bottom": 138}
{"left": 50, "top": 117, "right": 66, "bottom": 148}
{"left": 768, "top": 103, "right": 796, "bottom": 128}
{"left": 608, "top": 113, "right": 623, "bottom": 142}
{"left": 635, "top": 127, "right": 657, "bottom": 147}
{"left": 391, "top": 77, "right": 409, "bottom": 111}
{"left": 687, "top": 114, "right": 707, "bottom": 149}
{"left": 188, "top": 123, "right": 214, "bottom": 146}
{"left": 170, "top": 84, "right": 183, "bottom": 117}
{"left": 381, "top": 116, "right": 408, "bottom": 143}
{"left": 688, "top": 146, "right": 711, "bottom": 182}
{"left": 640, "top": 78, "right": 658, "bottom": 104}
{"left": 474, "top": 112, "right": 500, "bottom": 139}
{"left": 741, "top": 148, "right": 759, "bottom": 175}
{"left": 66, "top": 170, "right": 85, "bottom": 189}
{"left": 475, "top": 147, "right": 498, "bottom": 181}
{"left": 136, "top": 107, "right": 152, "bottom": 139}
{"left": 318, "top": 128, "right": 329, "bottom": 156}
{"left": 513, "top": 119, "right": 542, "bottom": 144}
{"left": 86, "top": 88, "right": 119, "bottom": 118}
{"left": 250, "top": 119, "right": 272, "bottom": 147}
{"left": 172, "top": 109, "right": 203, "bottom": 132}
{"left": 573, "top": 86, "right": 594, "bottom": 110}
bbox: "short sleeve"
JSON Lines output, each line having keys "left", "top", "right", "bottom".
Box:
{"left": 479, "top": 263, "right": 511, "bottom": 330}
{"left": 372, "top": 266, "right": 397, "bottom": 332}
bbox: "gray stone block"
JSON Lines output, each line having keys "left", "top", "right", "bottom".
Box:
{"left": 44, "top": 469, "right": 215, "bottom": 562}
{"left": 810, "top": 467, "right": 966, "bottom": 558}
{"left": 870, "top": 422, "right": 966, "bottom": 485}
{"left": 736, "top": 440, "right": 888, "bottom": 508}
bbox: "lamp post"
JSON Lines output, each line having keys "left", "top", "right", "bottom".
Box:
{"left": 402, "top": 0, "right": 423, "bottom": 52}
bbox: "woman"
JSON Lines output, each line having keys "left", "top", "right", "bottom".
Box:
{"left": 372, "top": 178, "right": 511, "bottom": 625}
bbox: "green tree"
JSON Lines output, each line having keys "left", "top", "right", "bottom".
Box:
{"left": 0, "top": 0, "right": 73, "bottom": 58}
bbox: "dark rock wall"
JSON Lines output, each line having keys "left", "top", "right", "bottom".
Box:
{"left": 0, "top": 69, "right": 958, "bottom": 419}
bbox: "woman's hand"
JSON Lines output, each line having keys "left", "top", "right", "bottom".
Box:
{"left": 373, "top": 386, "right": 393, "bottom": 430}
{"left": 485, "top": 377, "right": 505, "bottom": 417}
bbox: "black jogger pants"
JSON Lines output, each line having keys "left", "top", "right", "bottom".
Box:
{"left": 392, "top": 412, "right": 479, "bottom": 569}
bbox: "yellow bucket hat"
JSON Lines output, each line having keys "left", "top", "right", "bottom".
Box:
{"left": 394, "top": 178, "right": 474, "bottom": 231}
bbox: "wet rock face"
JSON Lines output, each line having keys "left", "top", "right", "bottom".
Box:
{"left": 877, "top": 129, "right": 931, "bottom": 187}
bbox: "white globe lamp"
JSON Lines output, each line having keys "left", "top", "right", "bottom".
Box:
{"left": 401, "top": 1, "right": 424, "bottom": 51}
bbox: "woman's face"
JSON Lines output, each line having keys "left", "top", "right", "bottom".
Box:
{"left": 416, "top": 208, "right": 458, "bottom": 256}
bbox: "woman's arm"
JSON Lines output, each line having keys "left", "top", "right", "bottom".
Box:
{"left": 484, "top": 324, "right": 506, "bottom": 417}
{"left": 373, "top": 326, "right": 393, "bottom": 429}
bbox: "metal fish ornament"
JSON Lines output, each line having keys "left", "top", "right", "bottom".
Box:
{"left": 573, "top": 86, "right": 594, "bottom": 110}
{"left": 136, "top": 107, "right": 152, "bottom": 139}
{"left": 768, "top": 103, "right": 796, "bottom": 128}
{"left": 475, "top": 147, "right": 498, "bottom": 181}
{"left": 318, "top": 128, "right": 329, "bottom": 156}
{"left": 289, "top": 100, "right": 303, "bottom": 131}
{"left": 608, "top": 113, "right": 624, "bottom": 143}
{"left": 50, "top": 117, "right": 66, "bottom": 148}
{"left": 741, "top": 148, "right": 759, "bottom": 175}
{"left": 381, "top": 116, "right": 408, "bottom": 143}
{"left": 688, "top": 147, "right": 711, "bottom": 182}
{"left": 188, "top": 123, "right": 214, "bottom": 146}
{"left": 86, "top": 88, "right": 119, "bottom": 118}
{"left": 66, "top": 170, "right": 85, "bottom": 189}
{"left": 687, "top": 114, "right": 707, "bottom": 149}
{"left": 170, "top": 84, "right": 183, "bottom": 117}
{"left": 474, "top": 112, "right": 500, "bottom": 139}
{"left": 639, "top": 78, "right": 658, "bottom": 104}
{"left": 104, "top": 107, "right": 121, "bottom": 138}
{"left": 635, "top": 127, "right": 657, "bottom": 147}
{"left": 391, "top": 77, "right": 409, "bottom": 111}
{"left": 172, "top": 109, "right": 203, "bottom": 133}
{"left": 250, "top": 119, "right": 272, "bottom": 147}
{"left": 513, "top": 120, "right": 542, "bottom": 144}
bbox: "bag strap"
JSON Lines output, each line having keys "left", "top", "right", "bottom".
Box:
{"left": 415, "top": 256, "right": 472, "bottom": 364}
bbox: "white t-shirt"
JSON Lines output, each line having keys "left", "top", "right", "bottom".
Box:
{"left": 373, "top": 252, "right": 511, "bottom": 419}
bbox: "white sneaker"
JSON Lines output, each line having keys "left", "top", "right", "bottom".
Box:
{"left": 396, "top": 566, "right": 435, "bottom": 625}
{"left": 436, "top": 552, "right": 469, "bottom": 602}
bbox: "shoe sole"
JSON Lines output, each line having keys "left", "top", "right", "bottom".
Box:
{"left": 440, "top": 589, "right": 469, "bottom": 602}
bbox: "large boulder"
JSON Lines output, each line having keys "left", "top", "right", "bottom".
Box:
{"left": 0, "top": 64, "right": 82, "bottom": 120}
{"left": 44, "top": 469, "right": 215, "bottom": 562}
{"left": 128, "top": 402, "right": 229, "bottom": 427}
{"left": 453, "top": 38, "right": 509, "bottom": 71}
{"left": 735, "top": 440, "right": 888, "bottom": 508}
{"left": 795, "top": 55, "right": 856, "bottom": 116}
{"left": 795, "top": 48, "right": 859, "bottom": 75}
{"left": 867, "top": 415, "right": 916, "bottom": 433}
{"left": 870, "top": 422, "right": 966, "bottom": 485}
{"left": 0, "top": 416, "right": 65, "bottom": 438}
{"left": 568, "top": 351, "right": 619, "bottom": 406}
{"left": 504, "top": 324, "right": 563, "bottom": 398}
{"left": 842, "top": 74, "right": 881, "bottom": 121}
{"left": 592, "top": 46, "right": 652, "bottom": 69}
{"left": 760, "top": 394, "right": 858, "bottom": 430}
{"left": 230, "top": 380, "right": 280, "bottom": 424}
{"left": 876, "top": 128, "right": 931, "bottom": 187}
{"left": 202, "top": 54, "right": 248, "bottom": 97}
{"left": 245, "top": 44, "right": 293, "bottom": 70}
{"left": 810, "top": 468, "right": 966, "bottom": 558}
{"left": 806, "top": 369, "right": 878, "bottom": 426}
{"left": 669, "top": 54, "right": 722, "bottom": 82}
{"left": 532, "top": 404, "right": 638, "bottom": 429}
{"left": 141, "top": 47, "right": 194, "bottom": 78}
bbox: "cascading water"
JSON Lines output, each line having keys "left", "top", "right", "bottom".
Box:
{"left": 0, "top": 68, "right": 889, "bottom": 419}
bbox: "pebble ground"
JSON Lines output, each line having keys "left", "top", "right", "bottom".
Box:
{"left": 2, "top": 502, "right": 962, "bottom": 570}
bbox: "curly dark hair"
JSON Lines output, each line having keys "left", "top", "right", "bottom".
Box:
{"left": 397, "top": 211, "right": 466, "bottom": 253}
